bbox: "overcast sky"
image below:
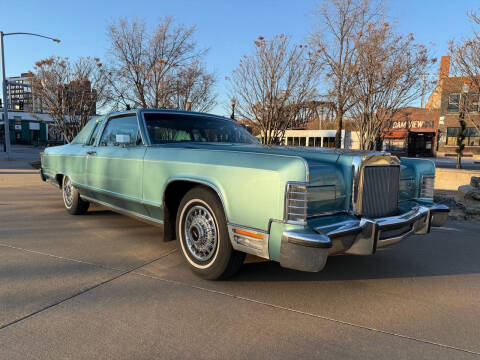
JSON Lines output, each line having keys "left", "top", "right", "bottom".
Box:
{"left": 3, "top": 0, "right": 479, "bottom": 115}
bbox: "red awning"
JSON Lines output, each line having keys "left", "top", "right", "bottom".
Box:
{"left": 383, "top": 131, "right": 408, "bottom": 139}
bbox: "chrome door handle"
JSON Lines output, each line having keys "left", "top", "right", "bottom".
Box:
{"left": 86, "top": 151, "right": 96, "bottom": 155}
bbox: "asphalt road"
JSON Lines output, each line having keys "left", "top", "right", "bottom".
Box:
{"left": 1, "top": 158, "right": 480, "bottom": 359}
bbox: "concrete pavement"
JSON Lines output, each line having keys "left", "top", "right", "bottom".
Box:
{"left": 1, "top": 158, "right": 480, "bottom": 359}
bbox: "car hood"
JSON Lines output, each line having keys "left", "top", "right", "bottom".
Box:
{"left": 152, "top": 142, "right": 384, "bottom": 164}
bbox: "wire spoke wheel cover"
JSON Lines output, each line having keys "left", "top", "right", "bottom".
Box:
{"left": 183, "top": 204, "right": 218, "bottom": 262}
{"left": 63, "top": 177, "right": 73, "bottom": 208}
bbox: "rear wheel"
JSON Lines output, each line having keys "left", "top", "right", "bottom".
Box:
{"left": 62, "top": 176, "right": 89, "bottom": 215}
{"left": 176, "top": 186, "right": 245, "bottom": 280}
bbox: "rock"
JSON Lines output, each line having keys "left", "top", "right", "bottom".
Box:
{"left": 471, "top": 176, "right": 480, "bottom": 189}
{"left": 463, "top": 198, "right": 480, "bottom": 216}
{"left": 448, "top": 208, "right": 468, "bottom": 221}
{"left": 457, "top": 184, "right": 480, "bottom": 202}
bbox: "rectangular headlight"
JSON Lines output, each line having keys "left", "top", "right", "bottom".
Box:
{"left": 420, "top": 175, "right": 435, "bottom": 199}
{"left": 285, "top": 183, "right": 339, "bottom": 223}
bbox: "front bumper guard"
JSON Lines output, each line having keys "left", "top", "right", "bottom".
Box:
{"left": 280, "top": 204, "right": 449, "bottom": 272}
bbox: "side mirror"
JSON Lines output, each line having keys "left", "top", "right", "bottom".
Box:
{"left": 116, "top": 134, "right": 131, "bottom": 147}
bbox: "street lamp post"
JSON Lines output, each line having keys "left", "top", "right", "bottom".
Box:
{"left": 0, "top": 31, "right": 60, "bottom": 157}
{"left": 230, "top": 98, "right": 236, "bottom": 120}
{"left": 456, "top": 82, "right": 470, "bottom": 169}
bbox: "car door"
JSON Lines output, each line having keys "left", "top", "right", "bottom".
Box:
{"left": 65, "top": 117, "right": 102, "bottom": 187}
{"left": 86, "top": 114, "right": 147, "bottom": 215}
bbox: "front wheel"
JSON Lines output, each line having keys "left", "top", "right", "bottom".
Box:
{"left": 176, "top": 186, "right": 245, "bottom": 280}
{"left": 62, "top": 176, "right": 89, "bottom": 215}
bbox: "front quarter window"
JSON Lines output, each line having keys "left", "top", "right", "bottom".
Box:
{"left": 71, "top": 117, "right": 100, "bottom": 145}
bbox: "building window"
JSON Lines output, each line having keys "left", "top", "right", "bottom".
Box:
{"left": 287, "top": 137, "right": 293, "bottom": 146}
{"left": 447, "top": 94, "right": 460, "bottom": 112}
{"left": 466, "top": 127, "right": 480, "bottom": 146}
{"left": 446, "top": 127, "right": 480, "bottom": 146}
{"left": 314, "top": 137, "right": 322, "bottom": 147}
{"left": 299, "top": 137, "right": 306, "bottom": 146}
{"left": 383, "top": 139, "right": 406, "bottom": 151}
{"left": 446, "top": 127, "right": 459, "bottom": 146}
{"left": 323, "top": 137, "right": 335, "bottom": 148}
{"left": 308, "top": 137, "right": 314, "bottom": 147}
{"left": 468, "top": 94, "right": 480, "bottom": 113}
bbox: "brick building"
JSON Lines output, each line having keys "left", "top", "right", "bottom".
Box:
{"left": 382, "top": 107, "right": 440, "bottom": 157}
{"left": 426, "top": 56, "right": 480, "bottom": 157}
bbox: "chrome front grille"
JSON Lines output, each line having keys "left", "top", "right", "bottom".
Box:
{"left": 360, "top": 165, "right": 400, "bottom": 218}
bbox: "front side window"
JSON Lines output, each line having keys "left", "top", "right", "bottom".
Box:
{"left": 99, "top": 115, "right": 140, "bottom": 147}
{"left": 144, "top": 113, "right": 259, "bottom": 145}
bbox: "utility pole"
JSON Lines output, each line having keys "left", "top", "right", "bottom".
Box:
{"left": 0, "top": 32, "right": 10, "bottom": 156}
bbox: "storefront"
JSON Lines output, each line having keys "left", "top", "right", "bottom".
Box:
{"left": 383, "top": 111, "right": 439, "bottom": 157}
{"left": 1, "top": 112, "right": 49, "bottom": 145}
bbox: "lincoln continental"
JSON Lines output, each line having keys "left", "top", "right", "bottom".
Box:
{"left": 40, "top": 109, "right": 449, "bottom": 279}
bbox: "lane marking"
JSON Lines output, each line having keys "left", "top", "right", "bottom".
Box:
{"left": 132, "top": 270, "right": 480, "bottom": 356}
{"left": 431, "top": 227, "right": 462, "bottom": 232}
{"left": 1, "top": 241, "right": 479, "bottom": 356}
{"left": 0, "top": 245, "right": 177, "bottom": 331}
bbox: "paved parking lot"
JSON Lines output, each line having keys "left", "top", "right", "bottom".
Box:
{"left": 1, "top": 158, "right": 480, "bottom": 359}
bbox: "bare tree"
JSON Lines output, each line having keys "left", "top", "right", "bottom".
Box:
{"left": 449, "top": 10, "right": 480, "bottom": 132}
{"left": 229, "top": 35, "right": 321, "bottom": 145}
{"left": 107, "top": 17, "right": 216, "bottom": 111}
{"left": 30, "top": 56, "right": 109, "bottom": 142}
{"left": 170, "top": 61, "right": 216, "bottom": 112}
{"left": 311, "top": 0, "right": 383, "bottom": 148}
{"left": 350, "top": 23, "right": 433, "bottom": 150}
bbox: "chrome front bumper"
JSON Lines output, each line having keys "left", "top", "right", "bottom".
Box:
{"left": 279, "top": 204, "right": 449, "bottom": 272}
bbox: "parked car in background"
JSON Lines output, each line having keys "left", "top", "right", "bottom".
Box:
{"left": 40, "top": 109, "right": 449, "bottom": 279}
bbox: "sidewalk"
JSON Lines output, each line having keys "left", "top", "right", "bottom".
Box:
{"left": 0, "top": 145, "right": 44, "bottom": 160}
{"left": 0, "top": 145, "right": 44, "bottom": 170}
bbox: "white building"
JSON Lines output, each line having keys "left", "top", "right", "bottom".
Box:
{"left": 283, "top": 129, "right": 361, "bottom": 149}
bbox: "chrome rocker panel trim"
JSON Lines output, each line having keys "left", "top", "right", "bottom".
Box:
{"left": 279, "top": 203, "right": 449, "bottom": 273}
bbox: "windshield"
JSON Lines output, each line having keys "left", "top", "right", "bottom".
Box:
{"left": 144, "top": 113, "right": 259, "bottom": 145}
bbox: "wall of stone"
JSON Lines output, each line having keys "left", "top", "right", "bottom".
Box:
{"left": 435, "top": 168, "right": 480, "bottom": 190}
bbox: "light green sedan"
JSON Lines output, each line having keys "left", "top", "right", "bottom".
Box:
{"left": 41, "top": 109, "right": 449, "bottom": 279}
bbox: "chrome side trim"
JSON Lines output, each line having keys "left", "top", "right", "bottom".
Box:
{"left": 74, "top": 182, "right": 162, "bottom": 208}
{"left": 80, "top": 195, "right": 164, "bottom": 227}
{"left": 227, "top": 224, "right": 270, "bottom": 259}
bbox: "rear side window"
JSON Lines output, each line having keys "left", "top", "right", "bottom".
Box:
{"left": 99, "top": 115, "right": 141, "bottom": 147}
